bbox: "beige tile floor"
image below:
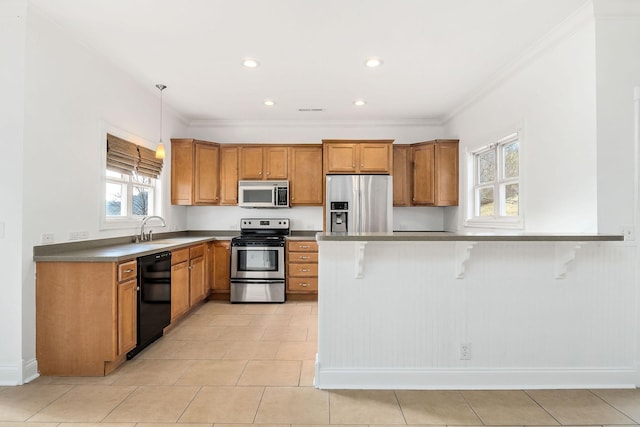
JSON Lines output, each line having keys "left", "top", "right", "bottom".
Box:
{"left": 2, "top": 300, "right": 640, "bottom": 426}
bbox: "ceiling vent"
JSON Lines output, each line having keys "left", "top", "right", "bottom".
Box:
{"left": 298, "top": 108, "right": 325, "bottom": 112}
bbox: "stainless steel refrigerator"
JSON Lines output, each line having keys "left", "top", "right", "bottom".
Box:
{"left": 326, "top": 175, "right": 393, "bottom": 233}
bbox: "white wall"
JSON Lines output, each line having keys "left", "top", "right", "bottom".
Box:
{"left": 0, "top": 5, "right": 189, "bottom": 385}
{"left": 186, "top": 121, "right": 448, "bottom": 231}
{"left": 445, "top": 4, "right": 598, "bottom": 233}
{"left": 0, "top": 0, "right": 27, "bottom": 386}
{"left": 594, "top": 0, "right": 640, "bottom": 234}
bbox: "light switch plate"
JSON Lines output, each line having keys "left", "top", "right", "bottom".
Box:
{"left": 41, "top": 233, "right": 54, "bottom": 244}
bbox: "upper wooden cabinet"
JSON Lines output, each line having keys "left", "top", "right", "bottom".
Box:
{"left": 411, "top": 139, "right": 459, "bottom": 206}
{"left": 289, "top": 145, "right": 323, "bottom": 205}
{"left": 323, "top": 140, "right": 393, "bottom": 174}
{"left": 219, "top": 146, "right": 239, "bottom": 205}
{"left": 239, "top": 146, "right": 288, "bottom": 180}
{"left": 393, "top": 145, "right": 412, "bottom": 207}
{"left": 171, "top": 139, "right": 220, "bottom": 205}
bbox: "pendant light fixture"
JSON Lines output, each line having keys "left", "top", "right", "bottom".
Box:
{"left": 155, "top": 84, "right": 167, "bottom": 159}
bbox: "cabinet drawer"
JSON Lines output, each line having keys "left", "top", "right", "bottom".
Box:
{"left": 287, "top": 263, "right": 318, "bottom": 277}
{"left": 172, "top": 248, "right": 189, "bottom": 264}
{"left": 287, "top": 277, "right": 318, "bottom": 292}
{"left": 288, "top": 252, "right": 318, "bottom": 263}
{"left": 118, "top": 260, "right": 137, "bottom": 282}
{"left": 287, "top": 240, "right": 318, "bottom": 252}
{"left": 189, "top": 244, "right": 205, "bottom": 259}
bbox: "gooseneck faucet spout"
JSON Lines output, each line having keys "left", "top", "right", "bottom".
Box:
{"left": 139, "top": 215, "right": 166, "bottom": 242}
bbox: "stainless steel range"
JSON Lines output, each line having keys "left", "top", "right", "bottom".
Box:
{"left": 230, "top": 218, "right": 289, "bottom": 303}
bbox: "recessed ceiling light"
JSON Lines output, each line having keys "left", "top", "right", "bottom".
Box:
{"left": 264, "top": 100, "right": 275, "bottom": 106}
{"left": 354, "top": 100, "right": 366, "bottom": 106}
{"left": 242, "top": 58, "right": 260, "bottom": 68}
{"left": 364, "top": 57, "right": 383, "bottom": 68}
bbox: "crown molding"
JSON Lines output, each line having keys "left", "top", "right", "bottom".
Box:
{"left": 442, "top": 0, "right": 595, "bottom": 124}
{"left": 187, "top": 118, "right": 444, "bottom": 128}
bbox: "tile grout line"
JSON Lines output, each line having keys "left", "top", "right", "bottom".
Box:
{"left": 393, "top": 390, "right": 409, "bottom": 425}
{"left": 175, "top": 384, "right": 203, "bottom": 424}
{"left": 457, "top": 390, "right": 486, "bottom": 426}
{"left": 23, "top": 382, "right": 78, "bottom": 423}
{"left": 587, "top": 388, "right": 640, "bottom": 424}
{"left": 522, "top": 389, "right": 562, "bottom": 425}
{"left": 251, "top": 385, "right": 267, "bottom": 424}
{"left": 98, "top": 384, "right": 139, "bottom": 423}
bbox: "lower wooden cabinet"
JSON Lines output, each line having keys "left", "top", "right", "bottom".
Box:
{"left": 287, "top": 240, "right": 319, "bottom": 295}
{"left": 189, "top": 244, "right": 206, "bottom": 306}
{"left": 36, "top": 259, "right": 138, "bottom": 376}
{"left": 171, "top": 248, "right": 190, "bottom": 322}
{"left": 211, "top": 240, "right": 231, "bottom": 298}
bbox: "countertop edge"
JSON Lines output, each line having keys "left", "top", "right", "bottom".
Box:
{"left": 316, "top": 232, "right": 625, "bottom": 242}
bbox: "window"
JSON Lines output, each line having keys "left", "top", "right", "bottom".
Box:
{"left": 103, "top": 133, "right": 163, "bottom": 227}
{"left": 467, "top": 132, "right": 521, "bottom": 227}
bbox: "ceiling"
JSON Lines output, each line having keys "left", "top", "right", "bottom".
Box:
{"left": 29, "top": 0, "right": 588, "bottom": 124}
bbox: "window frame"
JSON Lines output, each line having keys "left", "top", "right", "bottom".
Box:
{"left": 465, "top": 131, "right": 523, "bottom": 229}
{"left": 99, "top": 124, "right": 162, "bottom": 230}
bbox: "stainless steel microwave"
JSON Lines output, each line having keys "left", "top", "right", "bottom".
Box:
{"left": 238, "top": 180, "right": 289, "bottom": 208}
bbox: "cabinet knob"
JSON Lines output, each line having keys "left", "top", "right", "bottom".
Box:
{"left": 300, "top": 256, "right": 310, "bottom": 260}
{"left": 300, "top": 283, "right": 310, "bottom": 287}
{"left": 124, "top": 269, "right": 133, "bottom": 273}
{"left": 300, "top": 268, "right": 310, "bottom": 272}
{"left": 266, "top": 172, "right": 270, "bottom": 176}
{"left": 300, "top": 245, "right": 309, "bottom": 249}
{"left": 258, "top": 171, "right": 262, "bottom": 176}
{"left": 352, "top": 164, "right": 355, "bottom": 167}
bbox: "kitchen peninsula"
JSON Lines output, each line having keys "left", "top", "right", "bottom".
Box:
{"left": 314, "top": 231, "right": 633, "bottom": 390}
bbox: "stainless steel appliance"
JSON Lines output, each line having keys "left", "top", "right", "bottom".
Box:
{"left": 127, "top": 251, "right": 171, "bottom": 359}
{"left": 238, "top": 180, "right": 289, "bottom": 208}
{"left": 230, "top": 218, "right": 289, "bottom": 302}
{"left": 326, "top": 175, "right": 393, "bottom": 233}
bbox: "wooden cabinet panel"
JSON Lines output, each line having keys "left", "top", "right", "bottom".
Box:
{"left": 171, "top": 138, "right": 220, "bottom": 206}
{"left": 359, "top": 143, "right": 392, "bottom": 173}
{"left": 324, "top": 143, "right": 358, "bottom": 173}
{"left": 171, "top": 260, "right": 190, "bottom": 321}
{"left": 194, "top": 142, "right": 220, "bottom": 204}
{"left": 287, "top": 277, "right": 318, "bottom": 292}
{"left": 118, "top": 260, "right": 137, "bottom": 282}
{"left": 288, "top": 240, "right": 318, "bottom": 252}
{"left": 36, "top": 261, "right": 133, "bottom": 376}
{"left": 323, "top": 140, "right": 393, "bottom": 174}
{"left": 172, "top": 248, "right": 189, "bottom": 264}
{"left": 393, "top": 145, "right": 412, "bottom": 206}
{"left": 219, "top": 146, "right": 239, "bottom": 205}
{"left": 289, "top": 263, "right": 318, "bottom": 277}
{"left": 288, "top": 252, "right": 318, "bottom": 263}
{"left": 412, "top": 140, "right": 459, "bottom": 206}
{"left": 189, "top": 255, "right": 206, "bottom": 306}
{"left": 265, "top": 146, "right": 288, "bottom": 179}
{"left": 434, "top": 141, "right": 459, "bottom": 206}
{"left": 171, "top": 139, "right": 195, "bottom": 205}
{"left": 239, "top": 146, "right": 264, "bottom": 179}
{"left": 117, "top": 278, "right": 137, "bottom": 356}
{"left": 289, "top": 145, "right": 323, "bottom": 205}
{"left": 212, "top": 241, "right": 231, "bottom": 293}
{"left": 412, "top": 143, "right": 435, "bottom": 205}
{"left": 239, "top": 146, "right": 289, "bottom": 180}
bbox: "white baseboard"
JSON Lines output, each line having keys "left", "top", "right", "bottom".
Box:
{"left": 22, "top": 358, "right": 39, "bottom": 384}
{"left": 0, "top": 358, "right": 39, "bottom": 386}
{"left": 314, "top": 366, "right": 638, "bottom": 390}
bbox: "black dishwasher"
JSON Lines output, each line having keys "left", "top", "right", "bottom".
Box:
{"left": 127, "top": 251, "right": 171, "bottom": 359}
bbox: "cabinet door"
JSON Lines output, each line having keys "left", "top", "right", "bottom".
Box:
{"left": 117, "top": 279, "right": 137, "bottom": 356}
{"left": 189, "top": 256, "right": 206, "bottom": 306}
{"left": 325, "top": 143, "right": 357, "bottom": 173}
{"left": 171, "top": 260, "right": 190, "bottom": 321}
{"left": 265, "top": 147, "right": 288, "bottom": 179}
{"left": 393, "top": 145, "right": 412, "bottom": 206}
{"left": 171, "top": 139, "right": 194, "bottom": 205}
{"left": 212, "top": 241, "right": 231, "bottom": 292}
{"left": 194, "top": 142, "right": 220, "bottom": 204}
{"left": 219, "top": 146, "right": 239, "bottom": 205}
{"left": 359, "top": 143, "right": 391, "bottom": 173}
{"left": 412, "top": 143, "right": 435, "bottom": 205}
{"left": 239, "top": 146, "right": 264, "bottom": 179}
{"left": 290, "top": 146, "right": 323, "bottom": 205}
{"left": 434, "top": 142, "right": 459, "bottom": 206}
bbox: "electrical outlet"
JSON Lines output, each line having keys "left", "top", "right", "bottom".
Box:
{"left": 41, "top": 233, "right": 54, "bottom": 244}
{"left": 460, "top": 343, "right": 471, "bottom": 360}
{"left": 69, "top": 231, "right": 79, "bottom": 241}
{"left": 622, "top": 225, "right": 635, "bottom": 241}
{"left": 77, "top": 231, "right": 89, "bottom": 240}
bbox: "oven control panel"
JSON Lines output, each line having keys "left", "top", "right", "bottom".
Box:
{"left": 240, "top": 218, "right": 289, "bottom": 230}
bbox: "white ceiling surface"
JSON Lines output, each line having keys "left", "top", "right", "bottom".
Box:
{"left": 29, "top": 0, "right": 588, "bottom": 124}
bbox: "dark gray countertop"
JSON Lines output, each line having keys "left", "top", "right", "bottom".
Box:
{"left": 317, "top": 231, "right": 625, "bottom": 242}
{"left": 33, "top": 230, "right": 322, "bottom": 262}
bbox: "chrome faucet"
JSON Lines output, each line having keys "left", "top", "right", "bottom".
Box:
{"left": 138, "top": 216, "right": 166, "bottom": 242}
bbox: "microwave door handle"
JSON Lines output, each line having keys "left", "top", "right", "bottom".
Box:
{"left": 274, "top": 187, "right": 277, "bottom": 203}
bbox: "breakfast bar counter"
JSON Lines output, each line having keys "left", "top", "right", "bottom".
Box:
{"left": 314, "top": 232, "right": 636, "bottom": 390}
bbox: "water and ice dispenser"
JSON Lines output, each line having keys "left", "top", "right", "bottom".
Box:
{"left": 329, "top": 201, "right": 348, "bottom": 233}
